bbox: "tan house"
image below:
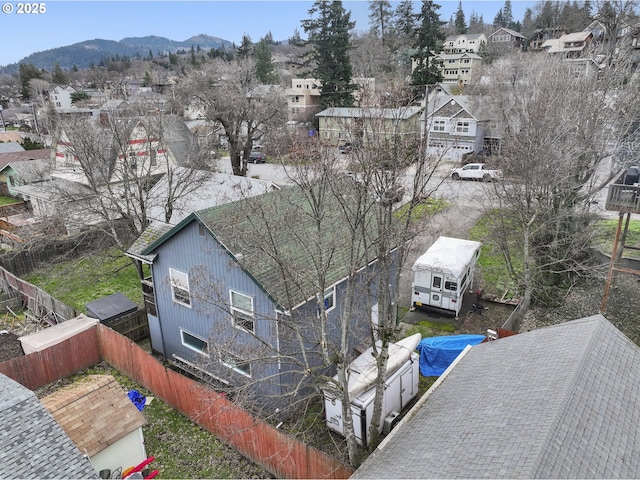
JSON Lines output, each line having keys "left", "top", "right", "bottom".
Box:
{"left": 488, "top": 27, "right": 526, "bottom": 50}
{"left": 285, "top": 78, "right": 322, "bottom": 124}
{"left": 433, "top": 52, "right": 482, "bottom": 85}
{"left": 316, "top": 107, "right": 422, "bottom": 145}
{"left": 541, "top": 31, "right": 594, "bottom": 58}
{"left": 41, "top": 375, "right": 147, "bottom": 477}
{"left": 443, "top": 33, "right": 487, "bottom": 54}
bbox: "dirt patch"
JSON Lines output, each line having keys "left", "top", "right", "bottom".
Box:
{"left": 0, "top": 331, "right": 24, "bottom": 362}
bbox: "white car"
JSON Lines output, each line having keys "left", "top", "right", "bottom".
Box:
{"left": 451, "top": 163, "right": 503, "bottom": 182}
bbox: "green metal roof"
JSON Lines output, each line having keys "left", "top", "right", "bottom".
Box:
{"left": 146, "top": 180, "right": 398, "bottom": 310}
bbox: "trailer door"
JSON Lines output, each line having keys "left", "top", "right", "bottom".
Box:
{"left": 430, "top": 274, "right": 443, "bottom": 307}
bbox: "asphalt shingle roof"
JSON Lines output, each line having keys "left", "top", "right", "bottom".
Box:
{"left": 42, "top": 375, "right": 146, "bottom": 458}
{"left": 0, "top": 373, "right": 98, "bottom": 479}
{"left": 353, "top": 315, "right": 640, "bottom": 479}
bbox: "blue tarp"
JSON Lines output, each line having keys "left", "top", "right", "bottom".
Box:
{"left": 417, "top": 334, "right": 486, "bottom": 376}
{"left": 127, "top": 389, "right": 146, "bottom": 411}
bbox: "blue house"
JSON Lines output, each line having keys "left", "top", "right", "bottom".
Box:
{"left": 136, "top": 183, "right": 397, "bottom": 413}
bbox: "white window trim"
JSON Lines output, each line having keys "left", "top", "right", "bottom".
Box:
{"left": 220, "top": 350, "right": 251, "bottom": 377}
{"left": 456, "top": 121, "right": 470, "bottom": 133}
{"left": 324, "top": 287, "right": 336, "bottom": 312}
{"left": 230, "top": 290, "right": 255, "bottom": 333}
{"left": 180, "top": 329, "right": 208, "bottom": 354}
{"left": 170, "top": 268, "right": 191, "bottom": 307}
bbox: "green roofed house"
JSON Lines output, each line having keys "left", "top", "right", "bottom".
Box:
{"left": 136, "top": 181, "right": 399, "bottom": 414}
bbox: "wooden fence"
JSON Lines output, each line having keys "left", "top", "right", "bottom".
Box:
{"left": 0, "top": 324, "right": 353, "bottom": 479}
{"left": 0, "top": 267, "right": 77, "bottom": 323}
{"left": 104, "top": 309, "right": 150, "bottom": 342}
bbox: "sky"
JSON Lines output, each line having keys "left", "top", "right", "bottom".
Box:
{"left": 0, "top": 0, "right": 537, "bottom": 67}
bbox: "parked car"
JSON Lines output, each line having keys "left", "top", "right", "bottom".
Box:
{"left": 451, "top": 163, "right": 502, "bottom": 182}
{"left": 338, "top": 142, "right": 353, "bottom": 154}
{"left": 248, "top": 151, "right": 267, "bottom": 163}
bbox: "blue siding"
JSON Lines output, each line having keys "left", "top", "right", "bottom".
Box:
{"left": 149, "top": 219, "right": 396, "bottom": 412}
{"left": 151, "top": 220, "right": 282, "bottom": 402}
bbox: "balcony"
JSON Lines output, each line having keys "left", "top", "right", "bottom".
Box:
{"left": 605, "top": 169, "right": 640, "bottom": 213}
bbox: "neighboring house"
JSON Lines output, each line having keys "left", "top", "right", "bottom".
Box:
{"left": 353, "top": 315, "right": 640, "bottom": 479}
{"left": 13, "top": 115, "right": 194, "bottom": 233}
{"left": 100, "top": 99, "right": 130, "bottom": 112}
{"left": 42, "top": 375, "right": 147, "bottom": 477}
{"left": 316, "top": 107, "right": 422, "bottom": 145}
{"left": 145, "top": 167, "right": 280, "bottom": 225}
{"left": 0, "top": 373, "right": 98, "bottom": 479}
{"left": 425, "top": 91, "right": 498, "bottom": 161}
{"left": 432, "top": 52, "right": 482, "bottom": 85}
{"left": 528, "top": 28, "right": 564, "bottom": 51}
{"left": 0, "top": 141, "right": 25, "bottom": 153}
{"left": 541, "top": 31, "right": 594, "bottom": 58}
{"left": 442, "top": 33, "right": 487, "bottom": 53}
{"left": 285, "top": 78, "right": 322, "bottom": 124}
{"left": 488, "top": 27, "right": 526, "bottom": 50}
{"left": 48, "top": 85, "right": 76, "bottom": 109}
{"left": 0, "top": 159, "right": 51, "bottom": 197}
{"left": 136, "top": 183, "right": 392, "bottom": 413}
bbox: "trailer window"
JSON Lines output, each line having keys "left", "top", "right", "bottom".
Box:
{"left": 445, "top": 281, "right": 457, "bottom": 291}
{"left": 432, "top": 276, "right": 442, "bottom": 289}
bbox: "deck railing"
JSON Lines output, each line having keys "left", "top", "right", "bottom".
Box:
{"left": 605, "top": 170, "right": 640, "bottom": 213}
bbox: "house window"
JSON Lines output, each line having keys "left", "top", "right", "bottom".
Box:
{"left": 292, "top": 96, "right": 299, "bottom": 103}
{"left": 433, "top": 120, "right": 445, "bottom": 132}
{"left": 324, "top": 287, "right": 335, "bottom": 311}
{"left": 150, "top": 149, "right": 157, "bottom": 166}
{"left": 230, "top": 290, "right": 254, "bottom": 333}
{"left": 170, "top": 268, "right": 191, "bottom": 307}
{"left": 456, "top": 121, "right": 470, "bottom": 133}
{"left": 220, "top": 350, "right": 251, "bottom": 377}
{"left": 463, "top": 58, "right": 471, "bottom": 64}
{"left": 181, "top": 329, "right": 208, "bottom": 354}
{"left": 129, "top": 151, "right": 137, "bottom": 169}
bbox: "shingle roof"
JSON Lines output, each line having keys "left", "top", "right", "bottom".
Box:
{"left": 145, "top": 180, "right": 396, "bottom": 309}
{"left": 0, "top": 373, "right": 98, "bottom": 479}
{"left": 0, "top": 142, "right": 25, "bottom": 153}
{"left": 5, "top": 159, "right": 51, "bottom": 183}
{"left": 316, "top": 107, "right": 422, "bottom": 120}
{"left": 353, "top": 315, "right": 640, "bottom": 479}
{"left": 41, "top": 375, "right": 146, "bottom": 458}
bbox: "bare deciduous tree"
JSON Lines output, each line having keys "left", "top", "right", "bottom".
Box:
{"left": 472, "top": 53, "right": 640, "bottom": 309}
{"left": 49, "top": 111, "right": 210, "bottom": 249}
{"left": 177, "top": 57, "right": 287, "bottom": 176}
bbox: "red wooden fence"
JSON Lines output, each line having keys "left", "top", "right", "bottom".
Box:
{"left": 0, "top": 324, "right": 353, "bottom": 479}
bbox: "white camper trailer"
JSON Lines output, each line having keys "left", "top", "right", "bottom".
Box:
{"left": 411, "top": 236, "right": 482, "bottom": 317}
{"left": 323, "top": 334, "right": 421, "bottom": 446}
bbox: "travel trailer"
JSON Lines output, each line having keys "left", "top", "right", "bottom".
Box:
{"left": 411, "top": 236, "right": 482, "bottom": 317}
{"left": 323, "top": 334, "right": 421, "bottom": 446}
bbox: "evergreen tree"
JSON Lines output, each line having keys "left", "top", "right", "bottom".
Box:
{"left": 503, "top": 0, "right": 514, "bottom": 28}
{"left": 289, "top": 28, "right": 303, "bottom": 45}
{"left": 411, "top": 0, "right": 444, "bottom": 91}
{"left": 72, "top": 65, "right": 79, "bottom": 72}
{"left": 19, "top": 63, "right": 43, "bottom": 100}
{"left": 190, "top": 45, "right": 198, "bottom": 66}
{"left": 455, "top": 1, "right": 467, "bottom": 33}
{"left": 143, "top": 71, "right": 153, "bottom": 87}
{"left": 51, "top": 62, "right": 67, "bottom": 85}
{"left": 368, "top": 0, "right": 394, "bottom": 41}
{"left": 301, "top": 1, "right": 356, "bottom": 109}
{"left": 237, "top": 34, "right": 253, "bottom": 59}
{"left": 254, "top": 37, "right": 277, "bottom": 84}
{"left": 392, "top": 0, "right": 417, "bottom": 47}
{"left": 148, "top": 49, "right": 154, "bottom": 60}
{"left": 494, "top": 8, "right": 506, "bottom": 28}
{"left": 264, "top": 31, "right": 275, "bottom": 44}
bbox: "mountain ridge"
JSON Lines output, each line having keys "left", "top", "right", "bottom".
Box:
{"left": 0, "top": 34, "right": 235, "bottom": 73}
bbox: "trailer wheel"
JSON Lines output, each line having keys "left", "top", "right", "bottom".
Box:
{"left": 483, "top": 173, "right": 491, "bottom": 182}
{"left": 452, "top": 173, "right": 460, "bottom": 180}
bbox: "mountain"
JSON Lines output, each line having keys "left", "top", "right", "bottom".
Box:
{"left": 0, "top": 34, "right": 235, "bottom": 73}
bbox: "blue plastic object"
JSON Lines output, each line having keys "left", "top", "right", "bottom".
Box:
{"left": 127, "top": 389, "right": 146, "bottom": 411}
{"left": 417, "top": 334, "right": 485, "bottom": 376}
